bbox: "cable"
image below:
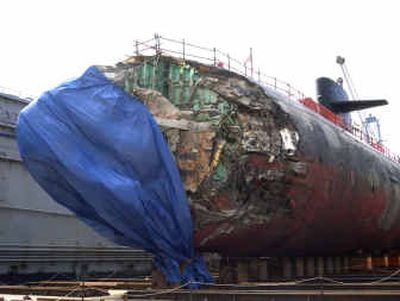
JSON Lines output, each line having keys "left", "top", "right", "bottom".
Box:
{"left": 368, "top": 267, "right": 400, "bottom": 284}
{"left": 295, "top": 276, "right": 344, "bottom": 285}
{"left": 51, "top": 285, "right": 82, "bottom": 301}
{"left": 134, "top": 38, "right": 156, "bottom": 47}
{"left": 127, "top": 282, "right": 190, "bottom": 298}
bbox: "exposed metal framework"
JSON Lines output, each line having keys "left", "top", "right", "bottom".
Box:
{"left": 132, "top": 35, "right": 399, "bottom": 163}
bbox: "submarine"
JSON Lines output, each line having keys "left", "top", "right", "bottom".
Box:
{"left": 110, "top": 55, "right": 396, "bottom": 258}
{"left": 16, "top": 37, "right": 400, "bottom": 283}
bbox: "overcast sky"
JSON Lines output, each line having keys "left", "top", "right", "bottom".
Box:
{"left": 1, "top": 0, "right": 399, "bottom": 151}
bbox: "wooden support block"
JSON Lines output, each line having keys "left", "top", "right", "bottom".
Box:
{"left": 388, "top": 254, "right": 400, "bottom": 267}
{"left": 317, "top": 257, "right": 325, "bottom": 276}
{"left": 384, "top": 254, "right": 389, "bottom": 267}
{"left": 373, "top": 255, "right": 387, "bottom": 267}
{"left": 350, "top": 256, "right": 365, "bottom": 271}
{"left": 151, "top": 268, "right": 168, "bottom": 288}
{"left": 237, "top": 261, "right": 249, "bottom": 283}
{"left": 248, "top": 259, "right": 259, "bottom": 282}
{"left": 305, "top": 257, "right": 315, "bottom": 277}
{"left": 258, "top": 259, "right": 269, "bottom": 281}
{"left": 343, "top": 256, "right": 350, "bottom": 272}
{"left": 325, "top": 257, "right": 334, "bottom": 274}
{"left": 366, "top": 254, "right": 373, "bottom": 270}
{"left": 264, "top": 257, "right": 280, "bottom": 279}
{"left": 350, "top": 255, "right": 373, "bottom": 271}
{"left": 295, "top": 257, "right": 305, "bottom": 278}
{"left": 282, "top": 257, "right": 293, "bottom": 279}
{"left": 219, "top": 263, "right": 235, "bottom": 284}
{"left": 334, "top": 256, "right": 342, "bottom": 273}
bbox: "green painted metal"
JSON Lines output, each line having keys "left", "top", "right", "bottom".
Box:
{"left": 128, "top": 57, "right": 208, "bottom": 108}
{"left": 126, "top": 57, "right": 239, "bottom": 137}
{"left": 123, "top": 56, "right": 243, "bottom": 184}
{"left": 212, "top": 162, "right": 228, "bottom": 181}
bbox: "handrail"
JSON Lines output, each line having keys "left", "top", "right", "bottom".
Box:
{"left": 300, "top": 98, "right": 400, "bottom": 163}
{"left": 133, "top": 35, "right": 306, "bottom": 101}
{"left": 132, "top": 35, "right": 399, "bottom": 164}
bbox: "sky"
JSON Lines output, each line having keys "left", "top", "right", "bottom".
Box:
{"left": 1, "top": 0, "right": 399, "bottom": 151}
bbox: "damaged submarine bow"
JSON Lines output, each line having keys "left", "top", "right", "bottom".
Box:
{"left": 17, "top": 37, "right": 400, "bottom": 280}
{"left": 99, "top": 52, "right": 399, "bottom": 258}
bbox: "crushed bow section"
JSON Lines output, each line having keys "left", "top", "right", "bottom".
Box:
{"left": 100, "top": 55, "right": 300, "bottom": 249}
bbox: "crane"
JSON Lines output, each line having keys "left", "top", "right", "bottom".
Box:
{"left": 336, "top": 56, "right": 384, "bottom": 143}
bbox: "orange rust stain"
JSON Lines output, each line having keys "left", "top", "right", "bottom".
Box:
{"left": 176, "top": 131, "right": 215, "bottom": 192}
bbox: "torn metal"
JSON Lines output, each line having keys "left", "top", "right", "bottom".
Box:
{"left": 99, "top": 56, "right": 298, "bottom": 248}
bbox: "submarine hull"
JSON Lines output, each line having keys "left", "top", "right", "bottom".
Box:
{"left": 194, "top": 102, "right": 400, "bottom": 257}
{"left": 108, "top": 56, "right": 400, "bottom": 258}
{"left": 51, "top": 55, "right": 400, "bottom": 259}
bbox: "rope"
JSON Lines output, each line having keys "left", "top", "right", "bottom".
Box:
{"left": 126, "top": 282, "right": 190, "bottom": 298}
{"left": 368, "top": 267, "right": 400, "bottom": 284}
{"left": 13, "top": 267, "right": 400, "bottom": 301}
{"left": 295, "top": 276, "right": 344, "bottom": 285}
{"left": 51, "top": 285, "right": 82, "bottom": 301}
{"left": 135, "top": 38, "right": 156, "bottom": 47}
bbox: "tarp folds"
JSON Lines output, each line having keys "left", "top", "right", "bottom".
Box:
{"left": 16, "top": 66, "right": 212, "bottom": 286}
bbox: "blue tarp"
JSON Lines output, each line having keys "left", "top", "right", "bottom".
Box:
{"left": 16, "top": 66, "right": 212, "bottom": 285}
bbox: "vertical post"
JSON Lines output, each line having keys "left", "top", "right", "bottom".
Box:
{"left": 154, "top": 33, "right": 162, "bottom": 55}
{"left": 135, "top": 40, "right": 139, "bottom": 56}
{"left": 250, "top": 47, "right": 254, "bottom": 77}
{"left": 228, "top": 54, "right": 231, "bottom": 70}
{"left": 157, "top": 35, "right": 162, "bottom": 54}
{"left": 213, "top": 47, "right": 217, "bottom": 66}
{"left": 182, "top": 39, "right": 186, "bottom": 61}
{"left": 257, "top": 69, "right": 261, "bottom": 84}
{"left": 287, "top": 83, "right": 291, "bottom": 98}
{"left": 154, "top": 33, "right": 158, "bottom": 55}
{"left": 244, "top": 64, "right": 247, "bottom": 77}
{"left": 274, "top": 77, "right": 277, "bottom": 90}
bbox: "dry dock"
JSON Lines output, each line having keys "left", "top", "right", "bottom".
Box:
{"left": 3, "top": 276, "right": 400, "bottom": 301}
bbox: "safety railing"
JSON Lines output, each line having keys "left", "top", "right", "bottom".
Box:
{"left": 133, "top": 35, "right": 399, "bottom": 163}
{"left": 134, "top": 35, "right": 306, "bottom": 102}
{"left": 300, "top": 98, "right": 400, "bottom": 163}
